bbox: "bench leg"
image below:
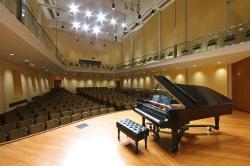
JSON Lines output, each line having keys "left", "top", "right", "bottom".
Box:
{"left": 145, "top": 137, "right": 147, "bottom": 149}
{"left": 135, "top": 141, "right": 138, "bottom": 154}
{"left": 118, "top": 129, "right": 120, "bottom": 141}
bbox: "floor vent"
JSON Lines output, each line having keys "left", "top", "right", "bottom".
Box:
{"left": 76, "top": 123, "right": 88, "bottom": 129}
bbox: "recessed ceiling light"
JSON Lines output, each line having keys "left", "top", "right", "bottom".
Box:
{"left": 82, "top": 23, "right": 90, "bottom": 32}
{"left": 9, "top": 53, "right": 14, "bottom": 56}
{"left": 121, "top": 22, "right": 126, "bottom": 28}
{"left": 25, "top": 59, "right": 29, "bottom": 62}
{"left": 110, "top": 17, "right": 117, "bottom": 25}
{"left": 69, "top": 4, "right": 79, "bottom": 14}
{"left": 217, "top": 61, "right": 221, "bottom": 64}
{"left": 96, "top": 12, "right": 106, "bottom": 23}
{"left": 93, "top": 25, "right": 101, "bottom": 35}
{"left": 85, "top": 9, "right": 92, "bottom": 18}
{"left": 193, "top": 65, "right": 197, "bottom": 67}
{"left": 72, "top": 21, "right": 80, "bottom": 30}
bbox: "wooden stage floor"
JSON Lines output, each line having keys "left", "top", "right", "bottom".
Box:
{"left": 0, "top": 110, "right": 250, "bottom": 166}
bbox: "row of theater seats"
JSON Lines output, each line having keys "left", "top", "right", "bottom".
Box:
{"left": 0, "top": 88, "right": 115, "bottom": 143}
{"left": 76, "top": 87, "right": 137, "bottom": 110}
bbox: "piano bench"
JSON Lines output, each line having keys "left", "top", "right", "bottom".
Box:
{"left": 116, "top": 119, "right": 149, "bottom": 154}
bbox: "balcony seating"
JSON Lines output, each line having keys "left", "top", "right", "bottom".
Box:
{"left": 193, "top": 43, "right": 202, "bottom": 50}
{"left": 207, "top": 39, "right": 218, "bottom": 47}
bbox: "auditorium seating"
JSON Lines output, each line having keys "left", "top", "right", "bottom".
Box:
{"left": 77, "top": 87, "right": 137, "bottom": 110}
{"left": 0, "top": 88, "right": 119, "bottom": 143}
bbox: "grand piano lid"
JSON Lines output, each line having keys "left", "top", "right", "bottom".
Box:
{"left": 154, "top": 76, "right": 199, "bottom": 107}
{"left": 154, "top": 76, "right": 232, "bottom": 108}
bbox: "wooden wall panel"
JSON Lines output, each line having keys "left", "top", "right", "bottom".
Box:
{"left": 232, "top": 57, "right": 250, "bottom": 112}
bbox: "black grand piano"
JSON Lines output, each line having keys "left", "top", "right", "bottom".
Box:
{"left": 133, "top": 76, "right": 232, "bottom": 152}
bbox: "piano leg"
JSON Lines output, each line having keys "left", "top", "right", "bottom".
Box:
{"left": 170, "top": 127, "right": 179, "bottom": 153}
{"left": 170, "top": 126, "right": 188, "bottom": 153}
{"left": 142, "top": 117, "right": 145, "bottom": 127}
{"left": 214, "top": 116, "right": 220, "bottom": 130}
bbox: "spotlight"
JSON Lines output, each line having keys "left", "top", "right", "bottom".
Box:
{"left": 110, "top": 17, "right": 117, "bottom": 25}
{"left": 138, "top": 13, "right": 142, "bottom": 20}
{"left": 96, "top": 12, "right": 106, "bottom": 23}
{"left": 112, "top": 0, "right": 115, "bottom": 10}
{"left": 85, "top": 9, "right": 92, "bottom": 18}
{"left": 151, "top": 9, "right": 156, "bottom": 15}
{"left": 69, "top": 4, "right": 79, "bottom": 14}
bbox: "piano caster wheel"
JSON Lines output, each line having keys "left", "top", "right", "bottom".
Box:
{"left": 170, "top": 144, "right": 179, "bottom": 153}
{"left": 146, "top": 123, "right": 153, "bottom": 131}
{"left": 207, "top": 126, "right": 212, "bottom": 132}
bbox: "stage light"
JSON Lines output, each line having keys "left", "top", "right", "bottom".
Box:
{"left": 69, "top": 4, "right": 79, "bottom": 14}
{"left": 112, "top": 0, "right": 115, "bottom": 10}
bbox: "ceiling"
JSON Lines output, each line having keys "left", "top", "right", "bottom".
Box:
{"left": 38, "top": 0, "right": 164, "bottom": 42}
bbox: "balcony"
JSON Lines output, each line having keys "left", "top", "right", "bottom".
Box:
{"left": 1, "top": 0, "right": 250, "bottom": 74}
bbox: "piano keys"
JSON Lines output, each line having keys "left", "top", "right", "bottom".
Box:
{"left": 133, "top": 76, "right": 232, "bottom": 152}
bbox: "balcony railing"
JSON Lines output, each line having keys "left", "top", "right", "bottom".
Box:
{"left": 116, "top": 21, "right": 250, "bottom": 70}
{"left": 0, "top": 0, "right": 66, "bottom": 65}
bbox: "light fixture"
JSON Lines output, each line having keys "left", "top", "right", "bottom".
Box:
{"left": 217, "top": 61, "right": 221, "bottom": 64}
{"left": 72, "top": 21, "right": 80, "bottom": 30}
{"left": 96, "top": 12, "right": 106, "bottom": 23}
{"left": 69, "top": 4, "right": 79, "bottom": 14}
{"left": 82, "top": 23, "right": 90, "bottom": 32}
{"left": 25, "top": 59, "right": 29, "bottom": 62}
{"left": 121, "top": 22, "right": 126, "bottom": 28}
{"left": 193, "top": 64, "right": 197, "bottom": 67}
{"left": 9, "top": 53, "right": 14, "bottom": 56}
{"left": 85, "top": 9, "right": 92, "bottom": 18}
{"left": 110, "top": 17, "right": 117, "bottom": 25}
{"left": 138, "top": 13, "right": 142, "bottom": 20}
{"left": 93, "top": 25, "right": 101, "bottom": 35}
{"left": 112, "top": 0, "right": 115, "bottom": 10}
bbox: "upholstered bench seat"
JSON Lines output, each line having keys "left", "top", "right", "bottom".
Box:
{"left": 116, "top": 119, "right": 149, "bottom": 153}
